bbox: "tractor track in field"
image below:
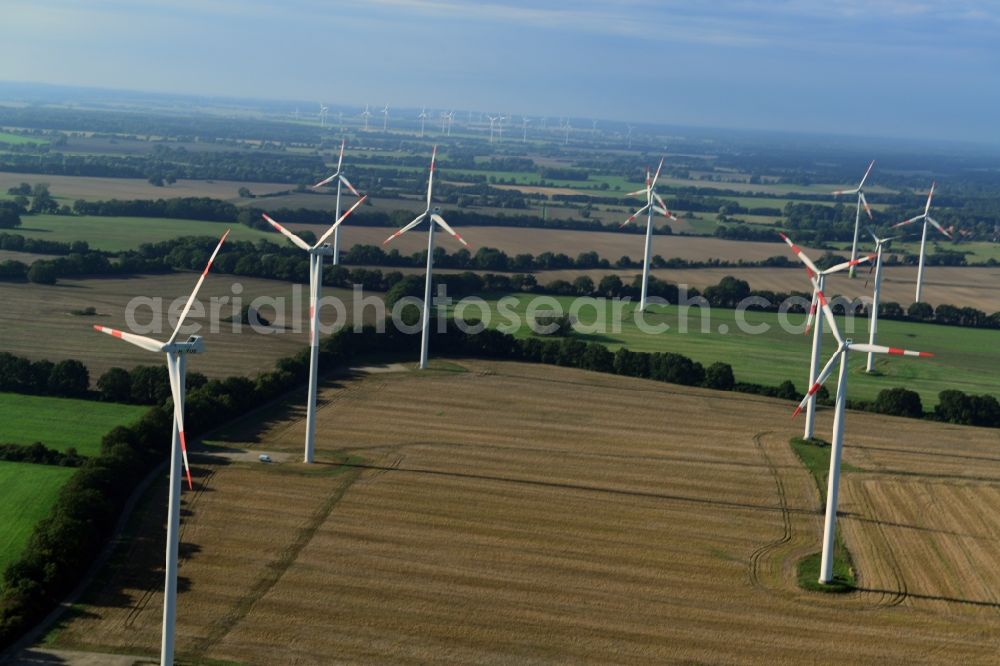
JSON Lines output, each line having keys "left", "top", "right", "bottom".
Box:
{"left": 852, "top": 481, "right": 908, "bottom": 609}
{"left": 748, "top": 431, "right": 792, "bottom": 591}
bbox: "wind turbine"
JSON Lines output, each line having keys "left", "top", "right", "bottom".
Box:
{"left": 790, "top": 274, "right": 933, "bottom": 586}
{"left": 497, "top": 115, "right": 507, "bottom": 143}
{"left": 891, "top": 182, "right": 952, "bottom": 303}
{"left": 381, "top": 104, "right": 390, "bottom": 131}
{"left": 863, "top": 229, "right": 897, "bottom": 373}
{"left": 622, "top": 158, "right": 678, "bottom": 312}
{"left": 626, "top": 124, "right": 633, "bottom": 149}
{"left": 445, "top": 110, "right": 454, "bottom": 136}
{"left": 562, "top": 119, "right": 571, "bottom": 145}
{"left": 778, "top": 232, "right": 873, "bottom": 440}
{"left": 832, "top": 160, "right": 875, "bottom": 278}
{"left": 318, "top": 103, "right": 328, "bottom": 129}
{"left": 361, "top": 105, "right": 372, "bottom": 131}
{"left": 93, "top": 230, "right": 230, "bottom": 666}
{"left": 521, "top": 116, "right": 531, "bottom": 144}
{"left": 383, "top": 147, "right": 470, "bottom": 369}
{"left": 487, "top": 115, "right": 498, "bottom": 144}
{"left": 440, "top": 110, "right": 449, "bottom": 133}
{"left": 262, "top": 195, "right": 368, "bottom": 463}
{"left": 311, "top": 139, "right": 364, "bottom": 265}
{"left": 418, "top": 107, "right": 428, "bottom": 137}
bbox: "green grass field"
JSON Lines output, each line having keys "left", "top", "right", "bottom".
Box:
{"left": 17, "top": 214, "right": 273, "bottom": 252}
{"left": 0, "top": 393, "right": 148, "bottom": 456}
{"left": 0, "top": 131, "right": 48, "bottom": 146}
{"left": 0, "top": 461, "right": 76, "bottom": 581}
{"left": 466, "top": 294, "right": 999, "bottom": 406}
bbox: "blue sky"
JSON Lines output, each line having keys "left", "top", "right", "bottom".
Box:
{"left": 2, "top": 1, "right": 998, "bottom": 141}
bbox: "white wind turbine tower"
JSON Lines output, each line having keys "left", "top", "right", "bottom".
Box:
{"left": 446, "top": 111, "right": 454, "bottom": 136}
{"left": 626, "top": 124, "right": 634, "bottom": 149}
{"left": 622, "top": 158, "right": 678, "bottom": 312}
{"left": 789, "top": 272, "right": 933, "bottom": 585}
{"left": 521, "top": 116, "right": 531, "bottom": 144}
{"left": 383, "top": 147, "right": 470, "bottom": 369}
{"left": 863, "top": 229, "right": 897, "bottom": 373}
{"left": 93, "top": 230, "right": 230, "bottom": 666}
{"left": 418, "top": 107, "right": 428, "bottom": 137}
{"left": 832, "top": 160, "right": 875, "bottom": 278}
{"left": 487, "top": 115, "right": 499, "bottom": 144}
{"left": 497, "top": 115, "right": 507, "bottom": 143}
{"left": 361, "top": 104, "right": 372, "bottom": 131}
{"left": 318, "top": 103, "right": 329, "bottom": 128}
{"left": 440, "top": 110, "right": 449, "bottom": 133}
{"left": 562, "top": 119, "right": 572, "bottom": 145}
{"left": 262, "top": 196, "right": 368, "bottom": 463}
{"left": 311, "top": 139, "right": 365, "bottom": 265}
{"left": 891, "top": 182, "right": 952, "bottom": 303}
{"left": 381, "top": 104, "right": 390, "bottom": 131}
{"left": 778, "top": 232, "right": 872, "bottom": 440}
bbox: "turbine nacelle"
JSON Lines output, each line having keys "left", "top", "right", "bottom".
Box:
{"left": 164, "top": 335, "right": 205, "bottom": 355}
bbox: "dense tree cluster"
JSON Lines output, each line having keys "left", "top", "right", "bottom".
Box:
{"left": 0, "top": 353, "right": 89, "bottom": 397}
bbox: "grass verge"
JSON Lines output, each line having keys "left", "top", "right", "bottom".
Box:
{"left": 789, "top": 437, "right": 857, "bottom": 593}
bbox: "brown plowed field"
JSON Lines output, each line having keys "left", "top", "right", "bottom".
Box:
{"left": 42, "top": 362, "right": 1000, "bottom": 664}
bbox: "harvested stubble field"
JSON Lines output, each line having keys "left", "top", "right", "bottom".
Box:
{"left": 0, "top": 274, "right": 380, "bottom": 380}
{"left": 44, "top": 361, "right": 1000, "bottom": 664}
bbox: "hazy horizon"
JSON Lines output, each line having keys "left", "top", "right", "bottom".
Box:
{"left": 2, "top": 1, "right": 998, "bottom": 143}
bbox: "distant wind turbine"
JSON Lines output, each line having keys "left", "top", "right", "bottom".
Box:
{"left": 863, "top": 229, "right": 897, "bottom": 373}
{"left": 311, "top": 139, "right": 364, "bottom": 265}
{"left": 418, "top": 107, "right": 428, "bottom": 137}
{"left": 383, "top": 147, "right": 470, "bottom": 369}
{"left": 381, "top": 104, "right": 390, "bottom": 131}
{"left": 262, "top": 195, "right": 368, "bottom": 463}
{"left": 622, "top": 158, "right": 679, "bottom": 312}
{"left": 892, "top": 182, "right": 952, "bottom": 303}
{"left": 832, "top": 160, "right": 875, "bottom": 278}
{"left": 361, "top": 105, "right": 372, "bottom": 131}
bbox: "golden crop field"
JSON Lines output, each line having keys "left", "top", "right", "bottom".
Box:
{"left": 0, "top": 274, "right": 379, "bottom": 380}
{"left": 44, "top": 361, "right": 1000, "bottom": 664}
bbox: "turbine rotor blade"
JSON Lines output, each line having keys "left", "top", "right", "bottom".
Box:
{"left": 312, "top": 173, "right": 337, "bottom": 189}
{"left": 892, "top": 214, "right": 925, "bottom": 229}
{"left": 812, "top": 278, "right": 844, "bottom": 346}
{"left": 263, "top": 214, "right": 312, "bottom": 251}
{"left": 778, "top": 232, "right": 821, "bottom": 278}
{"left": 336, "top": 139, "right": 346, "bottom": 173}
{"left": 314, "top": 194, "right": 368, "bottom": 247}
{"left": 621, "top": 204, "right": 650, "bottom": 228}
{"left": 167, "top": 229, "right": 230, "bottom": 346}
{"left": 858, "top": 159, "right": 875, "bottom": 189}
{"left": 804, "top": 286, "right": 817, "bottom": 334}
{"left": 426, "top": 146, "right": 437, "bottom": 209}
{"left": 926, "top": 216, "right": 952, "bottom": 239}
{"left": 167, "top": 354, "right": 193, "bottom": 490}
{"left": 792, "top": 351, "right": 840, "bottom": 418}
{"left": 924, "top": 181, "right": 936, "bottom": 216}
{"left": 93, "top": 325, "right": 165, "bottom": 353}
{"left": 847, "top": 343, "right": 934, "bottom": 358}
{"left": 339, "top": 175, "right": 361, "bottom": 198}
{"left": 650, "top": 157, "right": 664, "bottom": 189}
{"left": 859, "top": 191, "right": 873, "bottom": 220}
{"left": 383, "top": 213, "right": 428, "bottom": 245}
{"left": 822, "top": 253, "right": 874, "bottom": 275}
{"left": 431, "top": 213, "right": 469, "bottom": 247}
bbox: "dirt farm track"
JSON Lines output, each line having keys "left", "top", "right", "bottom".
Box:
{"left": 22, "top": 361, "right": 1000, "bottom": 664}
